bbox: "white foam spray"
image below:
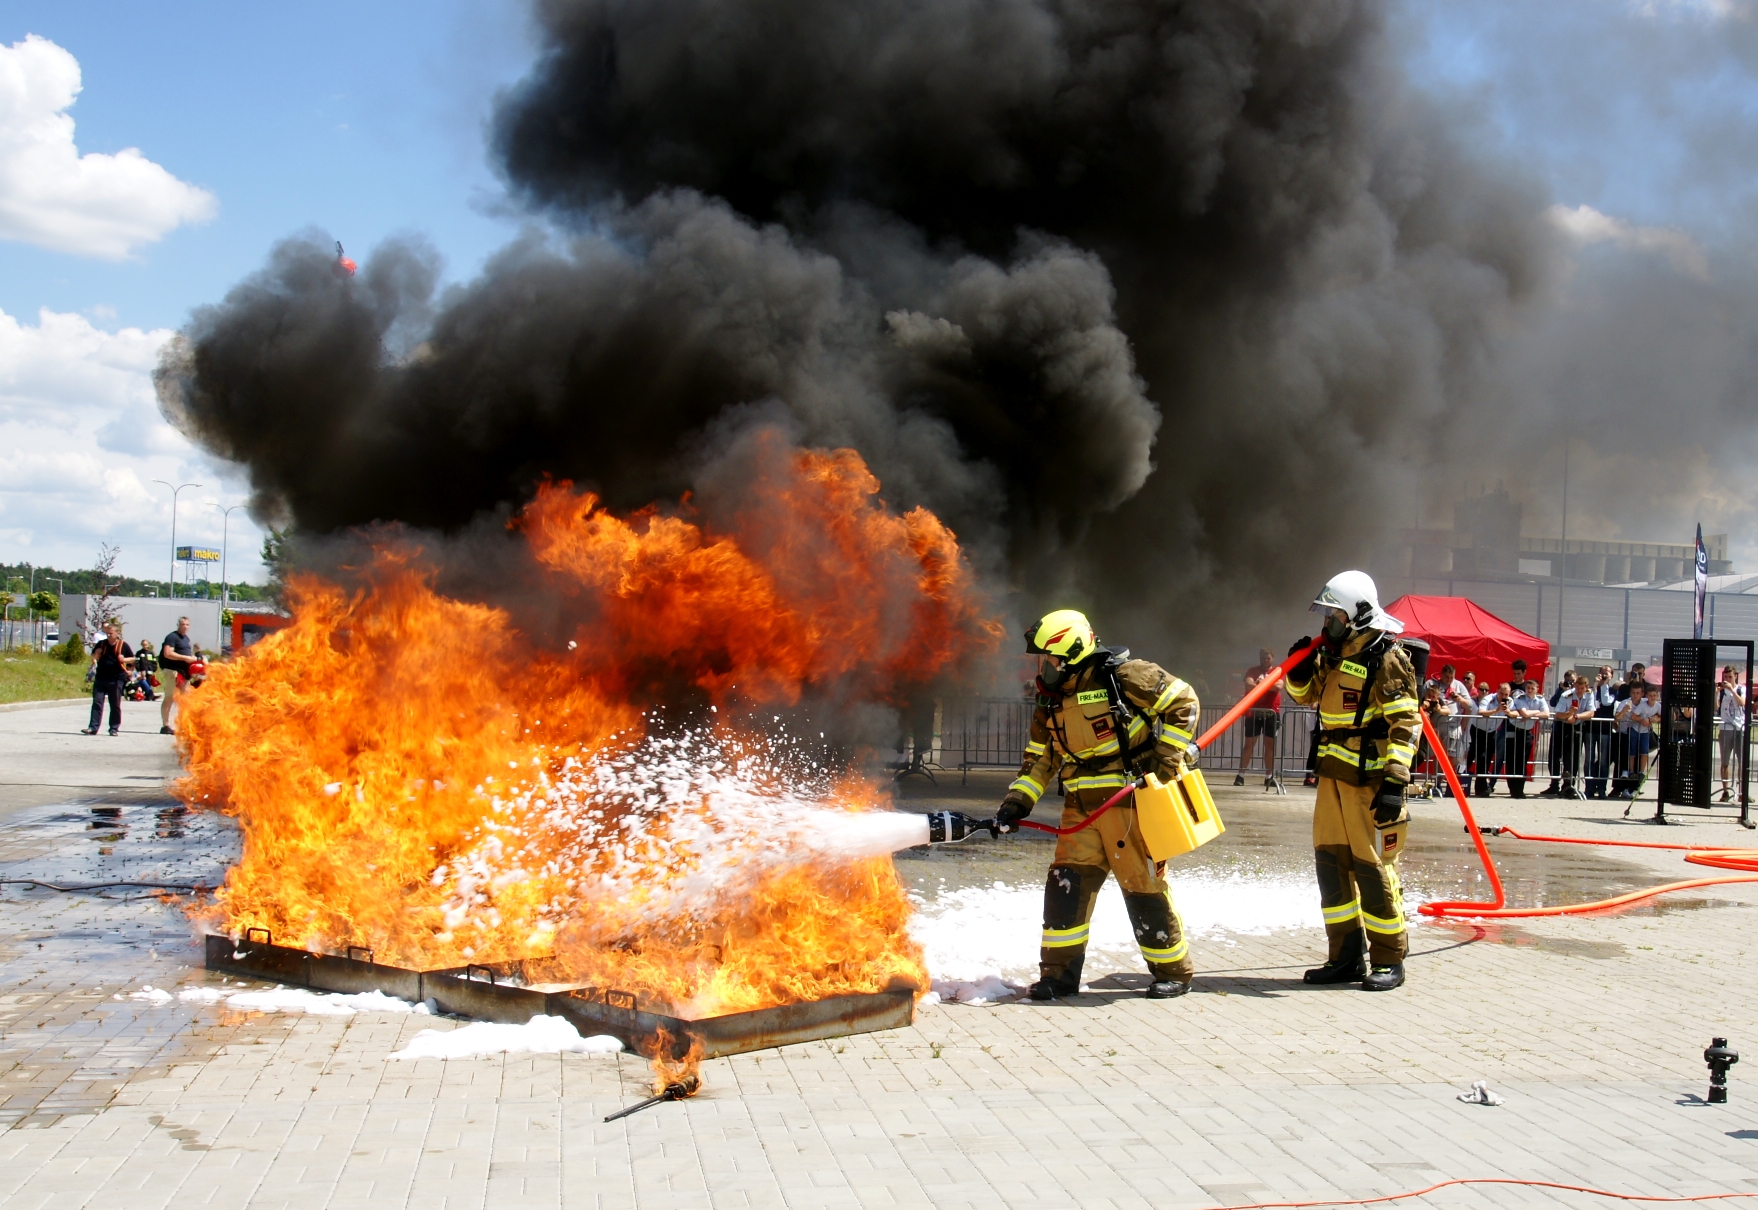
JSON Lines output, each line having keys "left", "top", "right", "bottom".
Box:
{"left": 431, "top": 727, "right": 931, "bottom": 940}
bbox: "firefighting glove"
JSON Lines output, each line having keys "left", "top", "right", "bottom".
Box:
{"left": 1153, "top": 756, "right": 1183, "bottom": 784}
{"left": 996, "top": 797, "right": 1032, "bottom": 832}
{"left": 1288, "top": 636, "right": 1319, "bottom": 683}
{"left": 1373, "top": 781, "right": 1407, "bottom": 826}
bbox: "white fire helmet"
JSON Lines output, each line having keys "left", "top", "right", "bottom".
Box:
{"left": 1311, "top": 570, "right": 1404, "bottom": 634}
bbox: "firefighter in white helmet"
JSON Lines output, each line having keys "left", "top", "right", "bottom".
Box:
{"left": 1284, "top": 571, "right": 1421, "bottom": 991}
{"left": 997, "top": 609, "right": 1201, "bottom": 1000}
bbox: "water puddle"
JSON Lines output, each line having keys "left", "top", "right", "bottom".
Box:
{"left": 0, "top": 798, "right": 238, "bottom": 893}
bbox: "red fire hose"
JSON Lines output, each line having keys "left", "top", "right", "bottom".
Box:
{"left": 1416, "top": 710, "right": 1758, "bottom": 918}
{"left": 1198, "top": 1177, "right": 1758, "bottom": 1210}
{"left": 1012, "top": 648, "right": 1307, "bottom": 837}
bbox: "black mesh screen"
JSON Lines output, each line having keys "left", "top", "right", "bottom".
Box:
{"left": 1660, "top": 639, "right": 1716, "bottom": 808}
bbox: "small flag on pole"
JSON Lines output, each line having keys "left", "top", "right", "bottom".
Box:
{"left": 1694, "top": 524, "right": 1709, "bottom": 640}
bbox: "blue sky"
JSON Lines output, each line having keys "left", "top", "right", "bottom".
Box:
{"left": 1, "top": 0, "right": 1754, "bottom": 585}
{"left": 1398, "top": 0, "right": 1758, "bottom": 249}
{"left": 0, "top": 0, "right": 533, "bottom": 330}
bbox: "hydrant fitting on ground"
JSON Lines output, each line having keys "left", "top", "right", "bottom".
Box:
{"left": 1705, "top": 1038, "right": 1739, "bottom": 1104}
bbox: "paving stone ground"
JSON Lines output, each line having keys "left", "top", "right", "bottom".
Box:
{"left": 3, "top": 701, "right": 1758, "bottom": 1208}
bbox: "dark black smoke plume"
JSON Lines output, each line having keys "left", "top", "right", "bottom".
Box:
{"left": 158, "top": 0, "right": 1561, "bottom": 673}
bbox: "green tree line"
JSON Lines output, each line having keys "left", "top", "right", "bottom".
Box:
{"left": 1, "top": 562, "right": 274, "bottom": 606}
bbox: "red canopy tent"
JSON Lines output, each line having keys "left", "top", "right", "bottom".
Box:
{"left": 1383, "top": 595, "right": 1551, "bottom": 688}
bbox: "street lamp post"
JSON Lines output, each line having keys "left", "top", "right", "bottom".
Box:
{"left": 1557, "top": 439, "right": 1569, "bottom": 670}
{"left": 219, "top": 504, "right": 245, "bottom": 609}
{"left": 152, "top": 480, "right": 202, "bottom": 598}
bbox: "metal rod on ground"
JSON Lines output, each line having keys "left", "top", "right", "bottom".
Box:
{"left": 0, "top": 878, "right": 210, "bottom": 893}
{"left": 604, "top": 1080, "right": 696, "bottom": 1122}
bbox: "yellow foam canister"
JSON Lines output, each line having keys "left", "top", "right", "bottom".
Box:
{"left": 1135, "top": 766, "right": 1226, "bottom": 861}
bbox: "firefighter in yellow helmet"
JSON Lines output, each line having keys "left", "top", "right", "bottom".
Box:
{"left": 1284, "top": 571, "right": 1421, "bottom": 991}
{"left": 996, "top": 609, "right": 1202, "bottom": 1000}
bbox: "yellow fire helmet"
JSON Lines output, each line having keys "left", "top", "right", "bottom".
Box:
{"left": 1025, "top": 609, "right": 1097, "bottom": 663}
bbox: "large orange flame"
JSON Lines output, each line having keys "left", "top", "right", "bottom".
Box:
{"left": 176, "top": 441, "right": 998, "bottom": 1016}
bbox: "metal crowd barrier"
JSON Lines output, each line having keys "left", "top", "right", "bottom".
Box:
{"left": 1408, "top": 713, "right": 1750, "bottom": 802}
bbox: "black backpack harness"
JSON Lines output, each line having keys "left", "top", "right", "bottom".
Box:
{"left": 1307, "top": 633, "right": 1427, "bottom": 756}
{"left": 1041, "top": 647, "right": 1157, "bottom": 779}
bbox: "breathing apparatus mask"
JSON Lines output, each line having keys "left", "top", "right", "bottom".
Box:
{"left": 1322, "top": 609, "right": 1350, "bottom": 642}
{"left": 1038, "top": 655, "right": 1073, "bottom": 691}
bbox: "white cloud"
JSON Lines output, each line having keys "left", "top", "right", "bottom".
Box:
{"left": 1630, "top": 0, "right": 1746, "bottom": 19}
{"left": 1547, "top": 203, "right": 1710, "bottom": 279}
{"left": 0, "top": 306, "right": 263, "bottom": 585}
{"left": 0, "top": 35, "right": 216, "bottom": 259}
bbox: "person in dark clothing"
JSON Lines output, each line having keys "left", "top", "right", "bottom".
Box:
{"left": 159, "top": 616, "right": 195, "bottom": 734}
{"left": 82, "top": 622, "right": 134, "bottom": 736}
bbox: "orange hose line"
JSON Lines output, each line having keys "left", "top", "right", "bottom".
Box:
{"left": 1489, "top": 827, "right": 1758, "bottom": 871}
{"left": 1418, "top": 715, "right": 1758, "bottom": 917}
{"left": 1198, "top": 1178, "right": 1758, "bottom": 1210}
{"left": 1423, "top": 874, "right": 1758, "bottom": 919}
{"left": 1415, "top": 710, "right": 1507, "bottom": 915}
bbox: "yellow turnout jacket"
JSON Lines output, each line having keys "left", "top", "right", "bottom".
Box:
{"left": 1284, "top": 629, "right": 1419, "bottom": 786}
{"left": 1005, "top": 652, "right": 1200, "bottom": 807}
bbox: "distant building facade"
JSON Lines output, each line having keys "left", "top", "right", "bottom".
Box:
{"left": 1399, "top": 489, "right": 1732, "bottom": 586}
{"left": 1377, "top": 490, "right": 1751, "bottom": 686}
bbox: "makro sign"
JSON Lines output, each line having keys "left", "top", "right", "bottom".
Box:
{"left": 176, "top": 546, "right": 222, "bottom": 563}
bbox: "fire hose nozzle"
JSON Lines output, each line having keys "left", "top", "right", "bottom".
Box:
{"left": 926, "top": 811, "right": 999, "bottom": 844}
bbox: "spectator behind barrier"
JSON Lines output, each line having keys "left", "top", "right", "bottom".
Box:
{"left": 1470, "top": 683, "right": 1510, "bottom": 798}
{"left": 1235, "top": 647, "right": 1283, "bottom": 788}
{"left": 1718, "top": 666, "right": 1748, "bottom": 803}
{"left": 1616, "top": 683, "right": 1660, "bottom": 799}
{"left": 1505, "top": 679, "right": 1549, "bottom": 799}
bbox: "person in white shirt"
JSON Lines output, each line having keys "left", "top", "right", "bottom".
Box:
{"left": 1470, "top": 684, "right": 1509, "bottom": 798}
{"left": 1544, "top": 672, "right": 1577, "bottom": 795}
{"left": 1583, "top": 666, "right": 1618, "bottom": 800}
{"left": 1506, "top": 680, "right": 1549, "bottom": 798}
{"left": 1717, "top": 667, "right": 1748, "bottom": 802}
{"left": 1551, "top": 678, "right": 1594, "bottom": 801}
{"left": 1434, "top": 663, "right": 1473, "bottom": 789}
{"left": 1615, "top": 685, "right": 1661, "bottom": 799}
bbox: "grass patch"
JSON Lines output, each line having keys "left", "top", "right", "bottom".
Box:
{"left": 0, "top": 650, "right": 90, "bottom": 704}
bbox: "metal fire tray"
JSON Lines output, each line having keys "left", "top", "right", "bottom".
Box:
{"left": 204, "top": 932, "right": 916, "bottom": 1059}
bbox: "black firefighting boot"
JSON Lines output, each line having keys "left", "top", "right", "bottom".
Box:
{"left": 1361, "top": 963, "right": 1406, "bottom": 991}
{"left": 1125, "top": 890, "right": 1191, "bottom": 972}
{"left": 1304, "top": 929, "right": 1368, "bottom": 985}
{"left": 1034, "top": 865, "right": 1102, "bottom": 1000}
{"left": 1029, "top": 969, "right": 1082, "bottom": 1000}
{"left": 1125, "top": 890, "right": 1193, "bottom": 998}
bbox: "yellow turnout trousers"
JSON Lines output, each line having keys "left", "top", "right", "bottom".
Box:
{"left": 1313, "top": 777, "right": 1407, "bottom": 966}
{"left": 1038, "top": 786, "right": 1194, "bottom": 991}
